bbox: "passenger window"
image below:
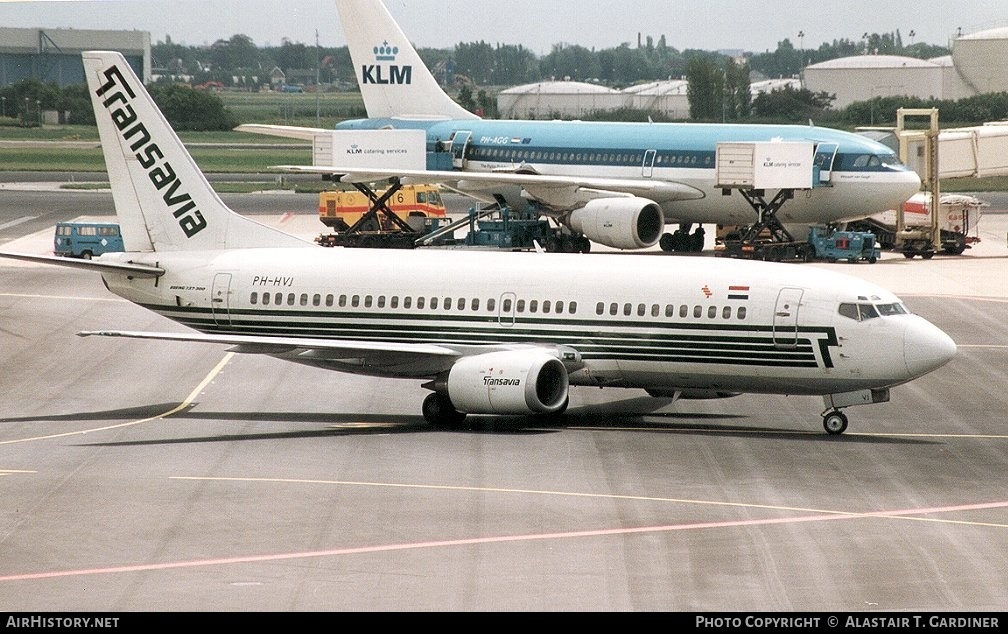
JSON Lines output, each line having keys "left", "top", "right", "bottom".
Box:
{"left": 430, "top": 297, "right": 438, "bottom": 309}
{"left": 313, "top": 294, "right": 321, "bottom": 307}
{"left": 287, "top": 294, "right": 295, "bottom": 306}
{"left": 262, "top": 293, "right": 270, "bottom": 306}
{"left": 275, "top": 293, "right": 283, "bottom": 305}
{"left": 364, "top": 295, "right": 373, "bottom": 308}
{"left": 326, "top": 294, "right": 334, "bottom": 307}
{"left": 693, "top": 305, "right": 702, "bottom": 318}
{"left": 458, "top": 298, "right": 465, "bottom": 310}
{"left": 569, "top": 302, "right": 577, "bottom": 314}
{"left": 404, "top": 297, "right": 413, "bottom": 309}
{"left": 352, "top": 295, "right": 360, "bottom": 308}
{"left": 597, "top": 302, "right": 605, "bottom": 315}
{"left": 516, "top": 299, "right": 525, "bottom": 313}
{"left": 339, "top": 295, "right": 347, "bottom": 308}
{"left": 737, "top": 307, "right": 746, "bottom": 320}
{"left": 502, "top": 298, "right": 511, "bottom": 312}
{"left": 665, "top": 304, "right": 674, "bottom": 317}
{"left": 652, "top": 304, "right": 660, "bottom": 318}
{"left": 610, "top": 303, "right": 618, "bottom": 316}
{"left": 530, "top": 300, "right": 538, "bottom": 313}
{"left": 391, "top": 297, "right": 399, "bottom": 309}
{"left": 637, "top": 303, "right": 645, "bottom": 317}
{"left": 555, "top": 301, "right": 564, "bottom": 314}
{"left": 707, "top": 306, "right": 716, "bottom": 318}
{"left": 722, "top": 306, "right": 731, "bottom": 319}
{"left": 680, "top": 305, "right": 688, "bottom": 318}
{"left": 471, "top": 298, "right": 479, "bottom": 311}
{"left": 417, "top": 297, "right": 425, "bottom": 309}
{"left": 543, "top": 300, "right": 551, "bottom": 313}
{"left": 250, "top": 292, "right": 258, "bottom": 305}
{"left": 300, "top": 293, "right": 308, "bottom": 306}
{"left": 378, "top": 296, "right": 386, "bottom": 308}
{"left": 487, "top": 298, "right": 496, "bottom": 312}
{"left": 623, "top": 303, "right": 632, "bottom": 316}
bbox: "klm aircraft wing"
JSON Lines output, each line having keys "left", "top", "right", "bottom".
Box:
{"left": 275, "top": 164, "right": 706, "bottom": 204}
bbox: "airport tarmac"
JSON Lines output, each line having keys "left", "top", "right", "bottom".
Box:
{"left": 1, "top": 184, "right": 1007, "bottom": 612}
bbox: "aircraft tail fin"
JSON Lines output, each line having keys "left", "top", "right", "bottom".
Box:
{"left": 335, "top": 0, "right": 479, "bottom": 121}
{"left": 81, "top": 50, "right": 309, "bottom": 252}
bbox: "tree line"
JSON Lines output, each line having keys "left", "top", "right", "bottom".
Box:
{"left": 2, "top": 30, "right": 1005, "bottom": 130}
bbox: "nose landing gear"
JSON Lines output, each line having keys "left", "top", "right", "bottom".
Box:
{"left": 822, "top": 410, "right": 849, "bottom": 435}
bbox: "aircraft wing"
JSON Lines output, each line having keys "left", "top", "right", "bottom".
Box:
{"left": 78, "top": 330, "right": 582, "bottom": 377}
{"left": 0, "top": 251, "right": 165, "bottom": 277}
{"left": 274, "top": 164, "right": 706, "bottom": 204}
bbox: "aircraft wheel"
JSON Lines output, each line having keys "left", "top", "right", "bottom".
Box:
{"left": 823, "top": 410, "right": 848, "bottom": 436}
{"left": 659, "top": 233, "right": 675, "bottom": 252}
{"left": 422, "top": 392, "right": 466, "bottom": 428}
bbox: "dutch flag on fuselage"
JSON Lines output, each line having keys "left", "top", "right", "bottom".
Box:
{"left": 728, "top": 285, "right": 750, "bottom": 300}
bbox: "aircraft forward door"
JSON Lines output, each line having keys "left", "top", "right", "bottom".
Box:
{"left": 451, "top": 131, "right": 472, "bottom": 169}
{"left": 211, "top": 273, "right": 233, "bottom": 328}
{"left": 773, "top": 288, "right": 803, "bottom": 348}
{"left": 814, "top": 143, "right": 838, "bottom": 184}
{"left": 642, "top": 149, "right": 657, "bottom": 177}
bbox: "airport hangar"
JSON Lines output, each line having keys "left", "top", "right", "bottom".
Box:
{"left": 0, "top": 27, "right": 149, "bottom": 103}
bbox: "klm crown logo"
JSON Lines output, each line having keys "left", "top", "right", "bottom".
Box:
{"left": 361, "top": 39, "right": 412, "bottom": 85}
{"left": 374, "top": 42, "right": 398, "bottom": 61}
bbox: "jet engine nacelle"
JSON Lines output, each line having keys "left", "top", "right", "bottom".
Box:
{"left": 447, "top": 351, "right": 569, "bottom": 415}
{"left": 568, "top": 197, "right": 664, "bottom": 250}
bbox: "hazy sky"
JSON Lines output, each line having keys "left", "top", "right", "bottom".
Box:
{"left": 3, "top": 0, "right": 1008, "bottom": 54}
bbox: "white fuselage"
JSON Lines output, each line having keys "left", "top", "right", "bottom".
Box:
{"left": 100, "top": 247, "right": 954, "bottom": 397}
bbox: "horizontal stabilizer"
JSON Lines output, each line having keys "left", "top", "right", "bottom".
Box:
{"left": 0, "top": 251, "right": 164, "bottom": 277}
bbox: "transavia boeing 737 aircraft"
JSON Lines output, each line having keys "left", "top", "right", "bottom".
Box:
{"left": 239, "top": 0, "right": 923, "bottom": 253}
{"left": 0, "top": 51, "right": 956, "bottom": 434}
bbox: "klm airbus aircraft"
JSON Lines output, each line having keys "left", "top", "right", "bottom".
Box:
{"left": 0, "top": 51, "right": 956, "bottom": 435}
{"left": 240, "top": 0, "right": 922, "bottom": 253}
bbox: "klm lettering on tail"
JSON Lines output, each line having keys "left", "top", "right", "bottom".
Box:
{"left": 94, "top": 64, "right": 207, "bottom": 238}
{"left": 360, "top": 41, "right": 412, "bottom": 85}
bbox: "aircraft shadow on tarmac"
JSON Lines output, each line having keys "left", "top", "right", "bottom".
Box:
{"left": 0, "top": 398, "right": 936, "bottom": 446}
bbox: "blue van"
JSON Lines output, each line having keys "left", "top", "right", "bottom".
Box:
{"left": 53, "top": 221, "right": 124, "bottom": 259}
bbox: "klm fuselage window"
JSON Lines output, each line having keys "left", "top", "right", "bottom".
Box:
{"left": 261, "top": 293, "right": 270, "bottom": 306}
{"left": 417, "top": 297, "right": 426, "bottom": 309}
{"left": 737, "top": 307, "right": 747, "bottom": 320}
{"left": 471, "top": 298, "right": 479, "bottom": 311}
{"left": 312, "top": 294, "right": 321, "bottom": 307}
{"left": 501, "top": 298, "right": 511, "bottom": 312}
{"left": 274, "top": 292, "right": 283, "bottom": 305}
{"left": 516, "top": 299, "right": 526, "bottom": 313}
{"left": 326, "top": 294, "right": 334, "bottom": 307}
{"left": 596, "top": 302, "right": 605, "bottom": 316}
{"left": 250, "top": 292, "right": 258, "bottom": 305}
{"left": 391, "top": 296, "right": 399, "bottom": 309}
{"left": 378, "top": 296, "right": 386, "bottom": 309}
{"left": 457, "top": 298, "right": 465, "bottom": 311}
{"left": 722, "top": 306, "right": 732, "bottom": 319}
{"left": 351, "top": 295, "right": 360, "bottom": 308}
{"left": 300, "top": 294, "right": 309, "bottom": 307}
{"left": 339, "top": 295, "right": 348, "bottom": 308}
{"left": 487, "top": 298, "right": 496, "bottom": 312}
{"left": 430, "top": 297, "right": 439, "bottom": 310}
{"left": 569, "top": 302, "right": 577, "bottom": 314}
{"left": 680, "top": 305, "right": 688, "bottom": 318}
{"left": 404, "top": 297, "right": 413, "bottom": 309}
{"left": 287, "top": 293, "right": 295, "bottom": 306}
{"left": 707, "top": 306, "right": 717, "bottom": 319}
{"left": 693, "top": 305, "right": 702, "bottom": 318}
{"left": 529, "top": 300, "right": 538, "bottom": 313}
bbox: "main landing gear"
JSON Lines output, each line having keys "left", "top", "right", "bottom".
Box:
{"left": 422, "top": 392, "right": 467, "bottom": 428}
{"left": 822, "top": 410, "right": 849, "bottom": 436}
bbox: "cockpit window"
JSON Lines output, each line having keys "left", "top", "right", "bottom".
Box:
{"left": 876, "top": 302, "right": 908, "bottom": 316}
{"left": 839, "top": 302, "right": 907, "bottom": 321}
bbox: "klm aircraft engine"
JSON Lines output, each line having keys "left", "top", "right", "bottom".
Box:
{"left": 568, "top": 197, "right": 664, "bottom": 250}
{"left": 447, "top": 351, "right": 570, "bottom": 415}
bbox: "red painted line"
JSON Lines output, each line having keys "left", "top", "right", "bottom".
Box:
{"left": 3, "top": 500, "right": 1006, "bottom": 582}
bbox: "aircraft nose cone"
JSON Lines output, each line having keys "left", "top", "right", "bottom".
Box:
{"left": 904, "top": 317, "right": 957, "bottom": 378}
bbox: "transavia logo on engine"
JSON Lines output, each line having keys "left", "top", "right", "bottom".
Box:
{"left": 483, "top": 376, "right": 521, "bottom": 387}
{"left": 361, "top": 41, "right": 412, "bottom": 85}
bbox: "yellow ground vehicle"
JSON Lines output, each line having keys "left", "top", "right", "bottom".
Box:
{"left": 318, "top": 184, "right": 446, "bottom": 232}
